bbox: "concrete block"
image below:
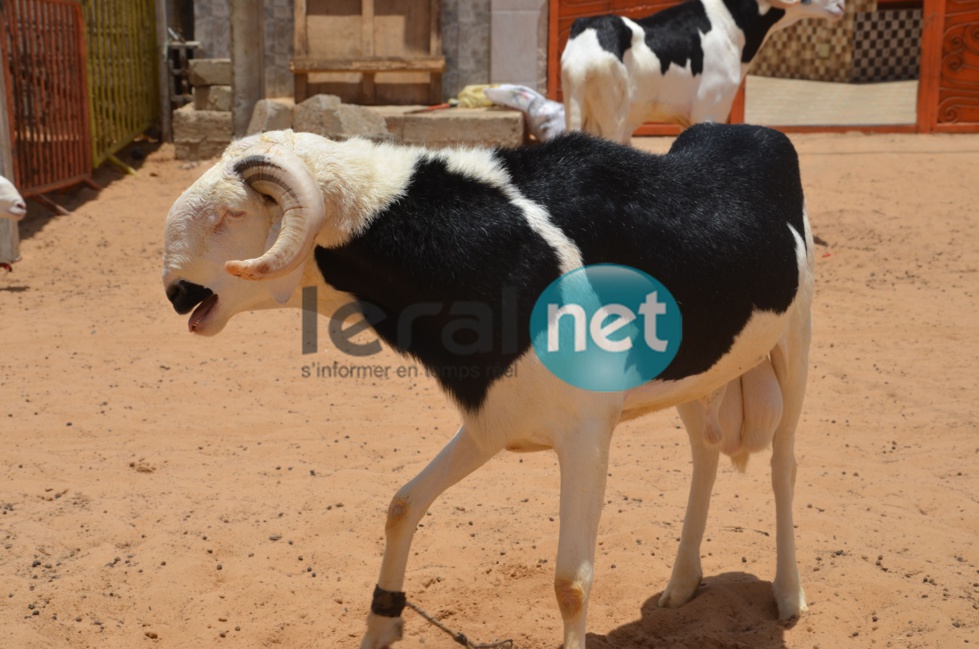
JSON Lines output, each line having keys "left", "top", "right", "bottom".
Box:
{"left": 172, "top": 105, "right": 233, "bottom": 160}
{"left": 293, "top": 95, "right": 391, "bottom": 141}
{"left": 193, "top": 85, "right": 232, "bottom": 112}
{"left": 188, "top": 58, "right": 232, "bottom": 86}
{"left": 294, "top": 94, "right": 341, "bottom": 116}
{"left": 173, "top": 105, "right": 233, "bottom": 141}
{"left": 401, "top": 108, "right": 524, "bottom": 148}
{"left": 246, "top": 98, "right": 295, "bottom": 135}
{"left": 367, "top": 105, "right": 426, "bottom": 141}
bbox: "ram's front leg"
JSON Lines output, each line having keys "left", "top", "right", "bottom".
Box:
{"left": 553, "top": 422, "right": 613, "bottom": 649}
{"left": 360, "top": 425, "right": 500, "bottom": 649}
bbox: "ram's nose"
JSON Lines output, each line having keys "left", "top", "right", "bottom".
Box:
{"left": 166, "top": 280, "right": 214, "bottom": 315}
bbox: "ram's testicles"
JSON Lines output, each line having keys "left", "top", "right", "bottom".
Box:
{"left": 740, "top": 358, "right": 783, "bottom": 455}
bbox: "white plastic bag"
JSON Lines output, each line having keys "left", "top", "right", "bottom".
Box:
{"left": 484, "top": 84, "right": 566, "bottom": 142}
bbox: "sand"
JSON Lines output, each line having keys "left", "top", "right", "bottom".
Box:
{"left": 1, "top": 132, "right": 977, "bottom": 649}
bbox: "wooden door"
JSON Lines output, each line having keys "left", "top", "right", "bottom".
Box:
{"left": 918, "top": 0, "right": 979, "bottom": 131}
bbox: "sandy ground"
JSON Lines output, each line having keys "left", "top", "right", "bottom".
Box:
{"left": 1, "top": 132, "right": 977, "bottom": 649}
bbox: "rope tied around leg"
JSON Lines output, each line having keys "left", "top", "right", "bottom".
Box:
{"left": 405, "top": 600, "right": 513, "bottom": 649}
{"left": 371, "top": 585, "right": 512, "bottom": 648}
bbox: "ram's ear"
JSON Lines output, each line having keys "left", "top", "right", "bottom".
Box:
{"left": 267, "top": 265, "right": 305, "bottom": 304}
{"left": 261, "top": 212, "right": 304, "bottom": 304}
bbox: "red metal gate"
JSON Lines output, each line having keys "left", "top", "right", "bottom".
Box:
{"left": 0, "top": 0, "right": 92, "bottom": 197}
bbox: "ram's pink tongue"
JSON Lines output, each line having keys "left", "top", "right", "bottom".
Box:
{"left": 188, "top": 294, "right": 218, "bottom": 333}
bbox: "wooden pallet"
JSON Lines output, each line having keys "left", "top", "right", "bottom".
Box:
{"left": 291, "top": 0, "right": 444, "bottom": 105}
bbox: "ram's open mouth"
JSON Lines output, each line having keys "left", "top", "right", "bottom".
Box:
{"left": 189, "top": 294, "right": 219, "bottom": 333}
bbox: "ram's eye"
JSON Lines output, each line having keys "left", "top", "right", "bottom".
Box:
{"left": 226, "top": 209, "right": 246, "bottom": 220}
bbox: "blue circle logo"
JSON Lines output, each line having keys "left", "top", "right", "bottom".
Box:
{"left": 529, "top": 264, "right": 682, "bottom": 391}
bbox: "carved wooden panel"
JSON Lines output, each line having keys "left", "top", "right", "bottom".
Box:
{"left": 937, "top": 0, "right": 979, "bottom": 124}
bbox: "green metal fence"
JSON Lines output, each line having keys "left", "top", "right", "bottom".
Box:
{"left": 82, "top": 0, "right": 158, "bottom": 168}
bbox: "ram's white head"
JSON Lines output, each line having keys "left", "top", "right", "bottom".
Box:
{"left": 162, "top": 138, "right": 326, "bottom": 336}
{"left": 0, "top": 175, "right": 27, "bottom": 221}
{"left": 769, "top": 0, "right": 846, "bottom": 21}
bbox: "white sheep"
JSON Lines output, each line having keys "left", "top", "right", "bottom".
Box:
{"left": 561, "top": 0, "right": 845, "bottom": 144}
{"left": 0, "top": 175, "right": 26, "bottom": 221}
{"left": 162, "top": 125, "right": 814, "bottom": 649}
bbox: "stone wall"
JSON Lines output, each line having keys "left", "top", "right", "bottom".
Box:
{"left": 442, "top": 0, "right": 492, "bottom": 100}
{"left": 490, "top": 0, "right": 548, "bottom": 93}
{"left": 263, "top": 0, "right": 295, "bottom": 98}
{"left": 193, "top": 0, "right": 294, "bottom": 98}
{"left": 193, "top": 0, "right": 230, "bottom": 59}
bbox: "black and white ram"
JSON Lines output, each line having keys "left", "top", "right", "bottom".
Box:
{"left": 162, "top": 124, "right": 814, "bottom": 649}
{"left": 561, "top": 0, "right": 845, "bottom": 143}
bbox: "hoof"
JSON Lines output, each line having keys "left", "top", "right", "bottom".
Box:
{"left": 658, "top": 572, "right": 702, "bottom": 609}
{"left": 774, "top": 585, "right": 808, "bottom": 620}
{"left": 360, "top": 613, "right": 404, "bottom": 649}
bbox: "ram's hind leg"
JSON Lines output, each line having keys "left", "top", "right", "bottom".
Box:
{"left": 769, "top": 311, "right": 812, "bottom": 619}
{"left": 360, "top": 425, "right": 501, "bottom": 649}
{"left": 659, "top": 400, "right": 720, "bottom": 608}
{"left": 580, "top": 62, "right": 632, "bottom": 145}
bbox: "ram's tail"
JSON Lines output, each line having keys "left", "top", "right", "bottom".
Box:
{"left": 561, "top": 62, "right": 587, "bottom": 133}
{"left": 561, "top": 35, "right": 630, "bottom": 143}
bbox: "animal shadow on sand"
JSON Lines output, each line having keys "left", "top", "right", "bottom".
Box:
{"left": 16, "top": 140, "right": 161, "bottom": 241}
{"left": 583, "top": 572, "right": 796, "bottom": 649}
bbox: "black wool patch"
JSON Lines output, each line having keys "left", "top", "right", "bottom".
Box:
{"left": 569, "top": 14, "right": 635, "bottom": 63}
{"left": 315, "top": 156, "right": 562, "bottom": 412}
{"left": 721, "top": 0, "right": 786, "bottom": 63}
{"left": 495, "top": 125, "right": 805, "bottom": 381}
{"left": 636, "top": 3, "right": 713, "bottom": 75}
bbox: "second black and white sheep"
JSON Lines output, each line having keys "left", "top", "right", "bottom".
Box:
{"left": 561, "top": 0, "right": 845, "bottom": 143}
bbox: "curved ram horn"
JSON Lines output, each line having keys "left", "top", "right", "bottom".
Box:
{"left": 225, "top": 146, "right": 326, "bottom": 280}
